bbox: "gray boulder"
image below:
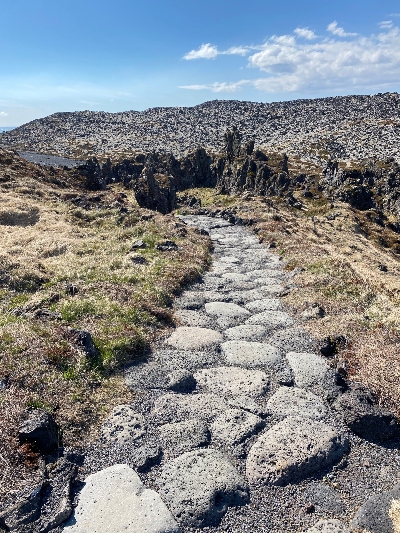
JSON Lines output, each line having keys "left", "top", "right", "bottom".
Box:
{"left": 159, "top": 419, "right": 210, "bottom": 455}
{"left": 269, "top": 327, "right": 317, "bottom": 353}
{"left": 266, "top": 387, "right": 327, "bottom": 420}
{"left": 246, "top": 310, "right": 294, "bottom": 328}
{"left": 246, "top": 416, "right": 349, "bottom": 486}
{"left": 157, "top": 449, "right": 249, "bottom": 527}
{"left": 67, "top": 328, "right": 98, "bottom": 359}
{"left": 211, "top": 408, "right": 264, "bottom": 449}
{"left": 286, "top": 351, "right": 341, "bottom": 400}
{"left": 64, "top": 464, "right": 180, "bottom": 532}
{"left": 165, "top": 327, "right": 223, "bottom": 350}
{"left": 352, "top": 482, "right": 400, "bottom": 533}
{"left": 151, "top": 393, "right": 228, "bottom": 425}
{"left": 18, "top": 409, "right": 59, "bottom": 454}
{"left": 332, "top": 382, "right": 400, "bottom": 442}
{"left": 204, "top": 301, "right": 250, "bottom": 318}
{"left": 221, "top": 340, "right": 282, "bottom": 368}
{"left": 100, "top": 405, "right": 146, "bottom": 444}
{"left": 244, "top": 298, "right": 282, "bottom": 313}
{"left": 175, "top": 292, "right": 205, "bottom": 310}
{"left": 224, "top": 325, "right": 269, "bottom": 341}
{"left": 300, "top": 303, "right": 326, "bottom": 320}
{"left": 194, "top": 366, "right": 269, "bottom": 398}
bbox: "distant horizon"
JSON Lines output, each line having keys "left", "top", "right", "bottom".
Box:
{"left": 1, "top": 0, "right": 400, "bottom": 127}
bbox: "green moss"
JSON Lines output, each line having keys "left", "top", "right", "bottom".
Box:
{"left": 60, "top": 299, "right": 98, "bottom": 322}
{"left": 96, "top": 333, "right": 147, "bottom": 371}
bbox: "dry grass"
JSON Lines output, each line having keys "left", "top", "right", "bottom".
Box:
{"left": 0, "top": 150, "right": 211, "bottom": 507}
{"left": 183, "top": 187, "right": 400, "bottom": 420}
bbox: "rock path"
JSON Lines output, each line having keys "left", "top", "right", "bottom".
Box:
{"left": 64, "top": 215, "right": 400, "bottom": 533}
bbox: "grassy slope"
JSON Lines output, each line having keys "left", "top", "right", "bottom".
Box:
{"left": 0, "top": 150, "right": 210, "bottom": 505}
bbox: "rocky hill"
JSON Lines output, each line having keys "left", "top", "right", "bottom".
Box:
{"left": 1, "top": 93, "right": 400, "bottom": 164}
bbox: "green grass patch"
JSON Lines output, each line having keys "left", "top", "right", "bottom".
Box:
{"left": 60, "top": 299, "right": 98, "bottom": 322}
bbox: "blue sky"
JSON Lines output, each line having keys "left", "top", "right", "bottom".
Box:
{"left": 1, "top": 0, "right": 400, "bottom": 125}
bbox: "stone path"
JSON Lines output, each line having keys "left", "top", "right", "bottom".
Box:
{"left": 64, "top": 215, "right": 400, "bottom": 533}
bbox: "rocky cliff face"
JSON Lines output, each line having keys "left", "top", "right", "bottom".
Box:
{"left": 321, "top": 159, "right": 400, "bottom": 216}
{"left": 134, "top": 167, "right": 177, "bottom": 214}
{"left": 215, "top": 138, "right": 291, "bottom": 197}
{"left": 76, "top": 135, "right": 400, "bottom": 219}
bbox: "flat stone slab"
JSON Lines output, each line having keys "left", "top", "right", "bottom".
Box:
{"left": 205, "top": 302, "right": 250, "bottom": 318}
{"left": 237, "top": 286, "right": 284, "bottom": 302}
{"left": 224, "top": 325, "right": 269, "bottom": 341}
{"left": 156, "top": 348, "right": 220, "bottom": 372}
{"left": 174, "top": 310, "right": 214, "bottom": 328}
{"left": 286, "top": 351, "right": 336, "bottom": 388}
{"left": 221, "top": 272, "right": 251, "bottom": 282}
{"left": 267, "top": 387, "right": 327, "bottom": 420}
{"left": 64, "top": 464, "right": 180, "bottom": 533}
{"left": 269, "top": 327, "right": 317, "bottom": 353}
{"left": 221, "top": 340, "right": 282, "bottom": 368}
{"left": 175, "top": 292, "right": 205, "bottom": 310}
{"left": 305, "top": 519, "right": 350, "bottom": 533}
{"left": 159, "top": 419, "right": 210, "bottom": 455}
{"left": 249, "top": 268, "right": 283, "bottom": 279}
{"left": 165, "top": 327, "right": 223, "bottom": 350}
{"left": 100, "top": 405, "right": 146, "bottom": 444}
{"left": 244, "top": 298, "right": 282, "bottom": 313}
{"left": 218, "top": 255, "right": 241, "bottom": 263}
{"left": 151, "top": 393, "right": 228, "bottom": 425}
{"left": 246, "top": 310, "right": 294, "bottom": 329}
{"left": 194, "top": 366, "right": 269, "bottom": 398}
{"left": 157, "top": 449, "right": 249, "bottom": 527}
{"left": 211, "top": 407, "right": 264, "bottom": 448}
{"left": 246, "top": 416, "right": 349, "bottom": 486}
{"left": 226, "top": 395, "right": 268, "bottom": 417}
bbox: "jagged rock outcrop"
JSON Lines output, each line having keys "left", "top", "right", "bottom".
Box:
{"left": 180, "top": 148, "right": 216, "bottom": 189}
{"left": 216, "top": 151, "right": 291, "bottom": 197}
{"left": 134, "top": 166, "right": 177, "bottom": 214}
{"left": 224, "top": 126, "right": 242, "bottom": 162}
{"left": 321, "top": 158, "right": 400, "bottom": 215}
{"left": 78, "top": 155, "right": 145, "bottom": 190}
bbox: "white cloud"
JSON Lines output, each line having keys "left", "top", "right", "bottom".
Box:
{"left": 0, "top": 112, "right": 8, "bottom": 116}
{"left": 224, "top": 46, "right": 249, "bottom": 56}
{"left": 183, "top": 43, "right": 219, "bottom": 60}
{"left": 179, "top": 80, "right": 249, "bottom": 92}
{"left": 327, "top": 21, "right": 358, "bottom": 37}
{"left": 379, "top": 20, "right": 394, "bottom": 29}
{"left": 183, "top": 43, "right": 257, "bottom": 60}
{"left": 181, "top": 22, "right": 400, "bottom": 96}
{"left": 247, "top": 26, "right": 400, "bottom": 93}
{"left": 390, "top": 13, "right": 400, "bottom": 17}
{"left": 294, "top": 27, "right": 317, "bottom": 40}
